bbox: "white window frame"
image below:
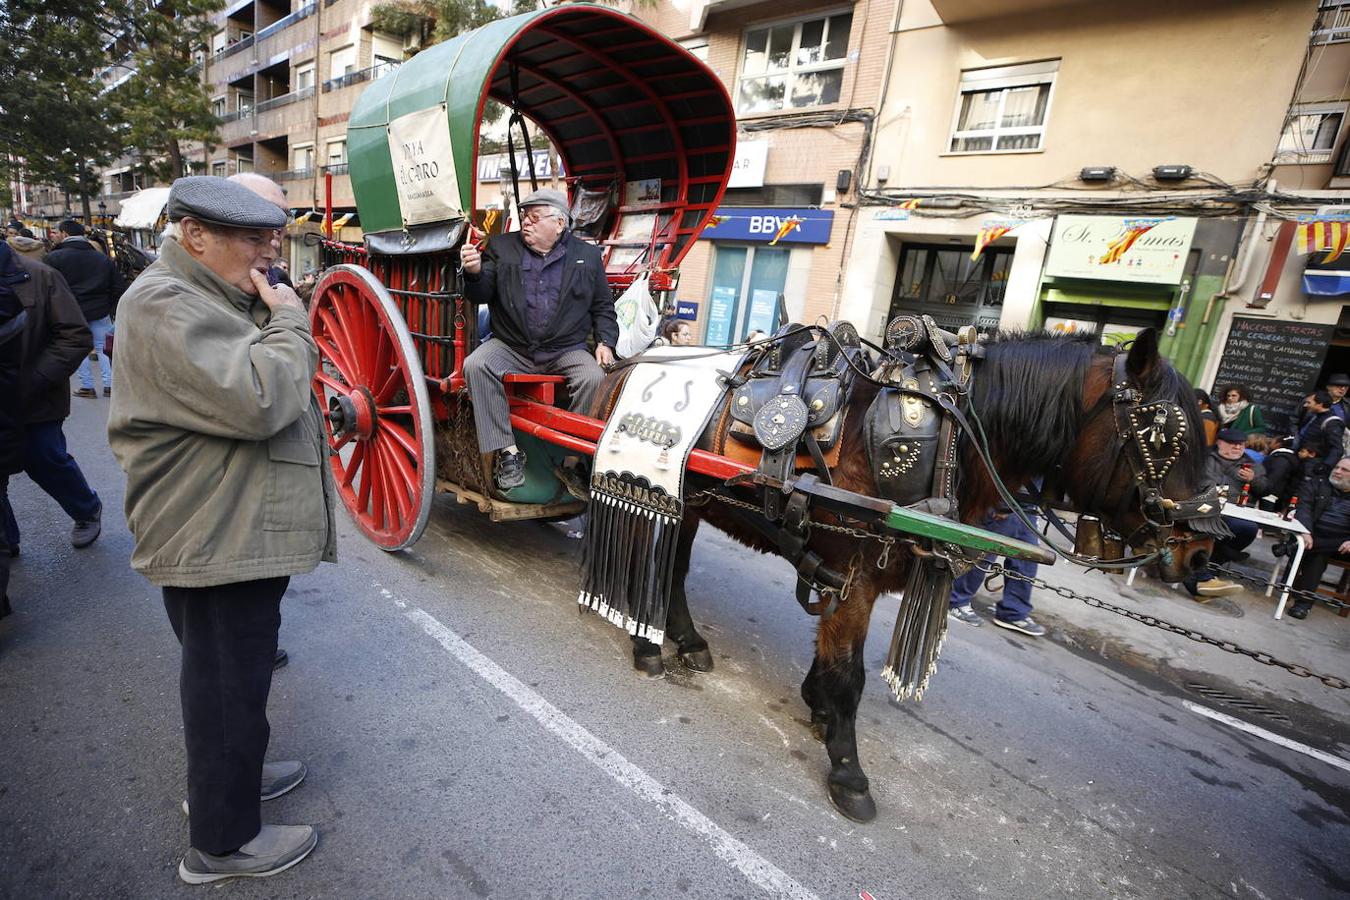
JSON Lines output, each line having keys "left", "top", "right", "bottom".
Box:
{"left": 294, "top": 62, "right": 316, "bottom": 92}
{"left": 211, "top": 94, "right": 226, "bottom": 117}
{"left": 326, "top": 139, "right": 347, "bottom": 167}
{"left": 291, "top": 143, "right": 315, "bottom": 172}
{"left": 1276, "top": 101, "right": 1347, "bottom": 164}
{"left": 735, "top": 8, "right": 854, "bottom": 116}
{"left": 946, "top": 60, "right": 1059, "bottom": 156}
{"left": 679, "top": 36, "right": 709, "bottom": 63}
{"left": 1313, "top": 1, "right": 1350, "bottom": 44}
{"left": 328, "top": 45, "right": 357, "bottom": 80}
{"left": 211, "top": 160, "right": 227, "bottom": 177}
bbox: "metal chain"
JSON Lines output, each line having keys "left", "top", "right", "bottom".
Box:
{"left": 985, "top": 562, "right": 1349, "bottom": 690}
{"left": 1205, "top": 562, "right": 1350, "bottom": 612}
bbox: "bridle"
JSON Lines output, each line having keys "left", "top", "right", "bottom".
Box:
{"left": 1086, "top": 352, "right": 1226, "bottom": 552}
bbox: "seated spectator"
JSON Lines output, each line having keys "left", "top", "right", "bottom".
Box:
{"left": 1194, "top": 389, "right": 1219, "bottom": 445}
{"left": 1183, "top": 428, "right": 1265, "bottom": 599}
{"left": 662, "top": 319, "right": 695, "bottom": 346}
{"left": 1216, "top": 384, "right": 1265, "bottom": 435}
{"left": 1288, "top": 458, "right": 1350, "bottom": 619}
{"left": 1260, "top": 435, "right": 1325, "bottom": 509}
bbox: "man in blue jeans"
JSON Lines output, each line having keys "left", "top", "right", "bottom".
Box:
{"left": 0, "top": 241, "right": 102, "bottom": 553}
{"left": 45, "top": 219, "right": 124, "bottom": 398}
{"left": 949, "top": 505, "right": 1046, "bottom": 637}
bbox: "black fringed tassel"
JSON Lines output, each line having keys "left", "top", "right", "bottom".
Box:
{"left": 881, "top": 558, "right": 953, "bottom": 701}
{"left": 579, "top": 477, "right": 683, "bottom": 646}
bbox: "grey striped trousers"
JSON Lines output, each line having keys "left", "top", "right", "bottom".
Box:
{"left": 462, "top": 338, "right": 605, "bottom": 454}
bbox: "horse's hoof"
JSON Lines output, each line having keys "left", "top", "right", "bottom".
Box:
{"left": 678, "top": 647, "right": 714, "bottom": 672}
{"left": 634, "top": 654, "right": 665, "bottom": 678}
{"left": 827, "top": 782, "right": 877, "bottom": 823}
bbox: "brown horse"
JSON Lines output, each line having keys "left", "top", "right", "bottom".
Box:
{"left": 592, "top": 326, "right": 1216, "bottom": 822}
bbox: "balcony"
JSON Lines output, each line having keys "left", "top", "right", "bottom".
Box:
{"left": 215, "top": 34, "right": 254, "bottom": 61}
{"left": 275, "top": 168, "right": 314, "bottom": 181}
{"left": 322, "top": 61, "right": 399, "bottom": 93}
{"left": 255, "top": 3, "right": 316, "bottom": 41}
{"left": 321, "top": 163, "right": 349, "bottom": 176}
{"left": 255, "top": 85, "right": 314, "bottom": 113}
{"left": 928, "top": 0, "right": 1095, "bottom": 24}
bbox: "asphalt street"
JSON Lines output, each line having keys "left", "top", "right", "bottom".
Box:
{"left": 2, "top": 393, "right": 1349, "bottom": 899}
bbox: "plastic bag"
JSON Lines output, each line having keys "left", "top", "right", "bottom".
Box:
{"left": 613, "top": 274, "right": 660, "bottom": 359}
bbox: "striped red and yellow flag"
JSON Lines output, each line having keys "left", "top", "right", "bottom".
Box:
{"left": 704, "top": 214, "right": 725, "bottom": 229}
{"left": 1099, "top": 220, "right": 1163, "bottom": 266}
{"left": 1298, "top": 220, "right": 1349, "bottom": 263}
{"left": 970, "top": 225, "right": 1012, "bottom": 262}
{"left": 899, "top": 198, "right": 922, "bottom": 210}
{"left": 768, "top": 217, "right": 802, "bottom": 245}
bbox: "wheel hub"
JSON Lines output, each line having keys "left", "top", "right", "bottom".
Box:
{"left": 327, "top": 387, "right": 376, "bottom": 440}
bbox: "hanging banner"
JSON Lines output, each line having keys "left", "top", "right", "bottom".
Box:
{"left": 1296, "top": 219, "right": 1350, "bottom": 265}
{"left": 970, "top": 220, "right": 1024, "bottom": 262}
{"left": 1045, "top": 215, "right": 1196, "bottom": 283}
{"left": 387, "top": 104, "right": 463, "bottom": 227}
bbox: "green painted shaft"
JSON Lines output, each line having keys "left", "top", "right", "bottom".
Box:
{"left": 884, "top": 505, "right": 1056, "bottom": 565}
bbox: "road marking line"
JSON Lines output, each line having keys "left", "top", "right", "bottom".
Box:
{"left": 1182, "top": 700, "right": 1350, "bottom": 775}
{"left": 381, "top": 584, "right": 818, "bottom": 900}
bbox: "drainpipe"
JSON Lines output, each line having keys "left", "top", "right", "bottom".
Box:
{"left": 1250, "top": 219, "right": 1296, "bottom": 310}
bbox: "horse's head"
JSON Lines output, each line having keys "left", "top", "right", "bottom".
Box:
{"left": 962, "top": 328, "right": 1219, "bottom": 583}
{"left": 1062, "top": 329, "right": 1221, "bottom": 582}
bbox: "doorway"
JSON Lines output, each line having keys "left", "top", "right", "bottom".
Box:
{"left": 705, "top": 244, "right": 790, "bottom": 345}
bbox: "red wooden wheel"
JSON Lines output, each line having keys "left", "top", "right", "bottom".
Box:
{"left": 310, "top": 265, "right": 435, "bottom": 551}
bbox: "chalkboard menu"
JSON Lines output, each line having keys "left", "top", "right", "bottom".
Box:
{"left": 1212, "top": 316, "right": 1334, "bottom": 434}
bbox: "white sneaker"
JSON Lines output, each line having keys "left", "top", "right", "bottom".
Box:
{"left": 948, "top": 604, "right": 982, "bottom": 627}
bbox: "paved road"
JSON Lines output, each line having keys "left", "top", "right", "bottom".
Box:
{"left": 2, "top": 396, "right": 1348, "bottom": 899}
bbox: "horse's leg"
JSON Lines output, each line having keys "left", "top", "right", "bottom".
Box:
{"left": 800, "top": 656, "right": 829, "bottom": 738}
{"left": 630, "top": 517, "right": 705, "bottom": 676}
{"left": 664, "top": 518, "right": 712, "bottom": 672}
{"left": 813, "top": 584, "right": 879, "bottom": 823}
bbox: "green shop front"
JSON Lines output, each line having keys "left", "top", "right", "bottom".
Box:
{"left": 1033, "top": 215, "right": 1235, "bottom": 383}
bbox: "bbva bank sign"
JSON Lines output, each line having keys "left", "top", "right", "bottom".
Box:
{"left": 703, "top": 207, "right": 835, "bottom": 245}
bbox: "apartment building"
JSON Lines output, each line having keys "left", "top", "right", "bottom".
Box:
{"left": 842, "top": 0, "right": 1348, "bottom": 431}
{"left": 629, "top": 0, "right": 892, "bottom": 344}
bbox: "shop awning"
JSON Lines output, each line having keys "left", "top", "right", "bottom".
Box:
{"left": 1304, "top": 252, "right": 1350, "bottom": 296}
{"left": 114, "top": 188, "right": 172, "bottom": 230}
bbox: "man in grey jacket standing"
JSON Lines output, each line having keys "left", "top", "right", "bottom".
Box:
{"left": 107, "top": 176, "right": 335, "bottom": 884}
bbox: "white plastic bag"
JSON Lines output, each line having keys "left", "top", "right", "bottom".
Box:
{"left": 613, "top": 273, "right": 660, "bottom": 359}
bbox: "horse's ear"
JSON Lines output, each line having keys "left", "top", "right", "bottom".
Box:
{"left": 1125, "top": 327, "right": 1161, "bottom": 384}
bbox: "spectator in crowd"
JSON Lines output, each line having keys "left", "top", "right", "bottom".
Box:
{"left": 6, "top": 230, "right": 46, "bottom": 261}
{"left": 948, "top": 502, "right": 1046, "bottom": 637}
{"left": 0, "top": 242, "right": 101, "bottom": 556}
{"left": 1294, "top": 390, "right": 1344, "bottom": 470}
{"left": 662, "top": 319, "right": 695, "bottom": 346}
{"left": 1216, "top": 384, "right": 1265, "bottom": 435}
{"left": 1182, "top": 428, "right": 1266, "bottom": 599}
{"left": 1194, "top": 388, "right": 1219, "bottom": 445}
{"left": 0, "top": 243, "right": 25, "bottom": 617}
{"left": 1288, "top": 457, "right": 1350, "bottom": 619}
{"left": 1325, "top": 373, "right": 1350, "bottom": 420}
{"left": 107, "top": 176, "right": 334, "bottom": 883}
{"left": 44, "top": 219, "right": 124, "bottom": 398}
{"left": 1257, "top": 434, "right": 1326, "bottom": 510}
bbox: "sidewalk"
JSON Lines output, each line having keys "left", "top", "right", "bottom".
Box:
{"left": 960, "top": 528, "right": 1350, "bottom": 742}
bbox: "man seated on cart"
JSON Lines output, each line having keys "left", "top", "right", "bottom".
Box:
{"left": 460, "top": 187, "right": 618, "bottom": 492}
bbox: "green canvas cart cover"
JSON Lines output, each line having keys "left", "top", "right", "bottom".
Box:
{"left": 348, "top": 3, "right": 736, "bottom": 260}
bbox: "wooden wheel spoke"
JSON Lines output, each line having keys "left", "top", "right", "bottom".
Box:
{"left": 315, "top": 337, "right": 356, "bottom": 386}
{"left": 332, "top": 290, "right": 372, "bottom": 377}
{"left": 356, "top": 439, "right": 375, "bottom": 514}
{"left": 377, "top": 405, "right": 413, "bottom": 416}
{"left": 315, "top": 370, "right": 348, "bottom": 396}
{"left": 378, "top": 438, "right": 415, "bottom": 524}
{"left": 373, "top": 442, "right": 398, "bottom": 530}
{"left": 379, "top": 419, "right": 420, "bottom": 459}
{"left": 374, "top": 363, "right": 404, "bottom": 404}
{"left": 318, "top": 308, "right": 363, "bottom": 385}
{"left": 342, "top": 442, "right": 365, "bottom": 488}
{"left": 329, "top": 430, "right": 353, "bottom": 451}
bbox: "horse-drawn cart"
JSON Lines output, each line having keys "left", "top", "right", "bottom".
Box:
{"left": 306, "top": 4, "right": 1226, "bottom": 822}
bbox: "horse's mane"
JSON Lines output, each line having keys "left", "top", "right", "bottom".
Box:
{"left": 966, "top": 330, "right": 1205, "bottom": 493}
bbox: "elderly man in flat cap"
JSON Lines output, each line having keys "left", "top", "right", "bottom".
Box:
{"left": 107, "top": 176, "right": 335, "bottom": 884}
{"left": 460, "top": 187, "right": 618, "bottom": 493}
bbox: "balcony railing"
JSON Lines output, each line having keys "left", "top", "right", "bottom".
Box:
{"left": 275, "top": 168, "right": 314, "bottom": 181}
{"left": 215, "top": 34, "right": 254, "bottom": 60}
{"left": 322, "top": 61, "right": 400, "bottom": 93}
{"left": 322, "top": 163, "right": 350, "bottom": 175}
{"left": 255, "top": 85, "right": 314, "bottom": 113}
{"left": 255, "top": 3, "right": 317, "bottom": 42}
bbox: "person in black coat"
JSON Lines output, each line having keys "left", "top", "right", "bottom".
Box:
{"left": 460, "top": 188, "right": 618, "bottom": 492}
{"left": 0, "top": 246, "right": 25, "bottom": 616}
{"left": 44, "top": 219, "right": 124, "bottom": 398}
{"left": 1288, "top": 457, "right": 1350, "bottom": 618}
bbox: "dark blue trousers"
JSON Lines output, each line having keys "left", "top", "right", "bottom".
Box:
{"left": 1189, "top": 515, "right": 1259, "bottom": 588}
{"left": 0, "top": 419, "right": 101, "bottom": 546}
{"left": 950, "top": 512, "right": 1038, "bottom": 622}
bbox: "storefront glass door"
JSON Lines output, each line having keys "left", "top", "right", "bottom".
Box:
{"left": 705, "top": 245, "right": 789, "bottom": 345}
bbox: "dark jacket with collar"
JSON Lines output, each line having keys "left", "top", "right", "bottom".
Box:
{"left": 1203, "top": 446, "right": 1268, "bottom": 500}
{"left": 13, "top": 255, "right": 92, "bottom": 425}
{"left": 464, "top": 231, "right": 618, "bottom": 358}
{"left": 44, "top": 236, "right": 126, "bottom": 322}
{"left": 1296, "top": 408, "right": 1344, "bottom": 469}
{"left": 1293, "top": 470, "right": 1350, "bottom": 535}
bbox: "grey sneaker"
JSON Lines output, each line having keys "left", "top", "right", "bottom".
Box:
{"left": 948, "top": 604, "right": 982, "bottom": 627}
{"left": 994, "top": 616, "right": 1046, "bottom": 637}
{"left": 71, "top": 503, "right": 102, "bottom": 549}
{"left": 494, "top": 449, "right": 527, "bottom": 491}
{"left": 182, "top": 760, "right": 306, "bottom": 816}
{"left": 178, "top": 823, "right": 317, "bottom": 884}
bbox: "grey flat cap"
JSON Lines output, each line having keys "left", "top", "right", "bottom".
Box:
{"left": 167, "top": 175, "right": 288, "bottom": 229}
{"left": 519, "top": 187, "right": 571, "bottom": 224}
